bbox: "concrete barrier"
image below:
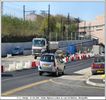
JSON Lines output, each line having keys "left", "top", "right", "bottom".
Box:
{"left": 23, "top": 61, "right": 31, "bottom": 69}
{"left": 15, "top": 62, "right": 24, "bottom": 70}
{"left": 2, "top": 62, "right": 9, "bottom": 72}
{"left": 8, "top": 62, "right": 16, "bottom": 71}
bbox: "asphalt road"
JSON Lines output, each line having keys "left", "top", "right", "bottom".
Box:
{"left": 1, "top": 58, "right": 105, "bottom": 96}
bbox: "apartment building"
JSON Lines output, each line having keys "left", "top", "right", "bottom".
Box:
{"left": 26, "top": 13, "right": 43, "bottom": 21}
{"left": 79, "top": 15, "right": 105, "bottom": 44}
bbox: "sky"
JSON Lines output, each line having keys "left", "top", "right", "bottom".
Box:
{"left": 3, "top": 1, "right": 105, "bottom": 21}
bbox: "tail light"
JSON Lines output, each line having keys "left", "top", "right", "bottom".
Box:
{"left": 91, "top": 63, "right": 96, "bottom": 68}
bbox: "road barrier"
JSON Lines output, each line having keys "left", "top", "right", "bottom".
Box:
{"left": 63, "top": 52, "right": 93, "bottom": 63}
{"left": 23, "top": 61, "right": 31, "bottom": 69}
{"left": 2, "top": 60, "right": 37, "bottom": 72}
{"left": 2, "top": 52, "right": 93, "bottom": 72}
{"left": 31, "top": 61, "right": 36, "bottom": 68}
{"left": 8, "top": 62, "right": 16, "bottom": 71}
{"left": 66, "top": 57, "right": 69, "bottom": 63}
{"left": 16, "top": 62, "right": 24, "bottom": 70}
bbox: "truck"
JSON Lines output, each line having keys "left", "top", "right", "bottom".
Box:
{"left": 92, "top": 45, "right": 105, "bottom": 55}
{"left": 32, "top": 38, "right": 59, "bottom": 58}
{"left": 32, "top": 38, "right": 97, "bottom": 58}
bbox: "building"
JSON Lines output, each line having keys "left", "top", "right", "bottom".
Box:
{"left": 26, "top": 13, "right": 43, "bottom": 21}
{"left": 79, "top": 15, "right": 105, "bottom": 44}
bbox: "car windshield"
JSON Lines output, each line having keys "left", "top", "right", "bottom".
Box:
{"left": 32, "top": 40, "right": 45, "bottom": 47}
{"left": 94, "top": 57, "right": 105, "bottom": 63}
{"left": 40, "top": 55, "right": 54, "bottom": 62}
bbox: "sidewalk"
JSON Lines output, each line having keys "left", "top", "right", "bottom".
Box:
{"left": 86, "top": 74, "right": 105, "bottom": 87}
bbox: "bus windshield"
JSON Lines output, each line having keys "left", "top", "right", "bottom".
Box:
{"left": 32, "top": 40, "right": 45, "bottom": 47}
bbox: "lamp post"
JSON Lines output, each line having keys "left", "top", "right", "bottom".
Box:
{"left": 23, "top": 5, "right": 36, "bottom": 21}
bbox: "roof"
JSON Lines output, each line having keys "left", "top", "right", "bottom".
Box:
{"left": 33, "top": 38, "right": 46, "bottom": 40}
{"left": 42, "top": 53, "right": 55, "bottom": 56}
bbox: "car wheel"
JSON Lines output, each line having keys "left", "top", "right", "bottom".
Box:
{"left": 62, "top": 70, "right": 64, "bottom": 75}
{"left": 39, "top": 71, "right": 43, "bottom": 76}
{"left": 62, "top": 66, "right": 65, "bottom": 75}
{"left": 92, "top": 70, "right": 96, "bottom": 75}
{"left": 55, "top": 69, "right": 59, "bottom": 77}
{"left": 21, "top": 52, "right": 23, "bottom": 55}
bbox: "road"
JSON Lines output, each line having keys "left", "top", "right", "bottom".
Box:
{"left": 1, "top": 57, "right": 104, "bottom": 96}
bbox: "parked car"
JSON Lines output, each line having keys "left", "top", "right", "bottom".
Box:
{"left": 91, "top": 55, "right": 105, "bottom": 75}
{"left": 38, "top": 53, "right": 65, "bottom": 76}
{"left": 12, "top": 46, "right": 23, "bottom": 56}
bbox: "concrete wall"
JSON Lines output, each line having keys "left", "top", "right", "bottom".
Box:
{"left": 1, "top": 40, "right": 95, "bottom": 57}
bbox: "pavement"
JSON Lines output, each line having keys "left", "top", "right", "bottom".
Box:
{"left": 86, "top": 74, "right": 105, "bottom": 87}
{"left": 66, "top": 65, "right": 105, "bottom": 88}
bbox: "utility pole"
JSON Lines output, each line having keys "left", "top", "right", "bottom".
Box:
{"left": 67, "top": 13, "right": 70, "bottom": 40}
{"left": 48, "top": 4, "right": 50, "bottom": 41}
{"left": 23, "top": 5, "right": 25, "bottom": 21}
{"left": 23, "top": 5, "right": 36, "bottom": 21}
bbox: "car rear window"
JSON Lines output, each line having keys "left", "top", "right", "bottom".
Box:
{"left": 94, "top": 57, "right": 105, "bottom": 63}
{"left": 40, "top": 55, "right": 54, "bottom": 62}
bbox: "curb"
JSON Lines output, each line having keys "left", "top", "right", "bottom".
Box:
{"left": 86, "top": 76, "right": 105, "bottom": 87}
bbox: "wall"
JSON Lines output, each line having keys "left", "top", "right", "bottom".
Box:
{"left": 1, "top": 40, "right": 95, "bottom": 57}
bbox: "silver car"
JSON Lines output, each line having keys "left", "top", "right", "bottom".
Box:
{"left": 38, "top": 53, "right": 65, "bottom": 76}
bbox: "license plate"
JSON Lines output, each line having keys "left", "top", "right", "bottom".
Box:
{"left": 43, "top": 64, "right": 49, "bottom": 67}
{"left": 97, "top": 70, "right": 104, "bottom": 73}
